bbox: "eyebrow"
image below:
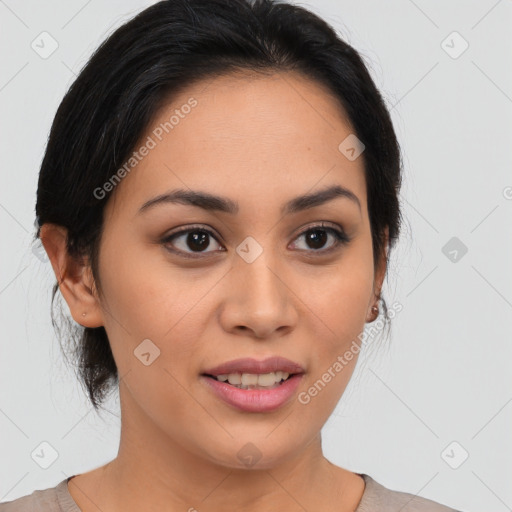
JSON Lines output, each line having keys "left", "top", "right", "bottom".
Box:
{"left": 137, "top": 184, "right": 361, "bottom": 216}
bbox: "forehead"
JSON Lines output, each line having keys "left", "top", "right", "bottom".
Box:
{"left": 105, "top": 70, "right": 367, "bottom": 220}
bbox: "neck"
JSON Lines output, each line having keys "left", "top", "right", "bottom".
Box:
{"left": 70, "top": 388, "right": 364, "bottom": 512}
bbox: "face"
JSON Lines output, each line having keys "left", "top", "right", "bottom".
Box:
{"left": 47, "top": 70, "right": 386, "bottom": 470}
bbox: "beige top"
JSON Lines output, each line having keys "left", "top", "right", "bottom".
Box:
{"left": 0, "top": 473, "right": 461, "bottom": 511}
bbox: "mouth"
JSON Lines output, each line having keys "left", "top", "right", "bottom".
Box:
{"left": 200, "top": 356, "right": 305, "bottom": 412}
{"left": 202, "top": 370, "right": 296, "bottom": 390}
{"left": 201, "top": 355, "right": 305, "bottom": 389}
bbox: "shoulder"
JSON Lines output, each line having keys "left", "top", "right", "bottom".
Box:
{"left": 356, "top": 473, "right": 462, "bottom": 512}
{"left": 0, "top": 478, "right": 80, "bottom": 512}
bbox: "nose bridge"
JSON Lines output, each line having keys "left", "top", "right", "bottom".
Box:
{"left": 235, "top": 238, "right": 284, "bottom": 306}
{"left": 221, "top": 236, "right": 297, "bottom": 336}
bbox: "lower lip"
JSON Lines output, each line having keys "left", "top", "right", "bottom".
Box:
{"left": 201, "top": 374, "right": 303, "bottom": 413}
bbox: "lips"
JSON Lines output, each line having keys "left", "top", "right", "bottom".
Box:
{"left": 202, "top": 356, "right": 305, "bottom": 377}
{"left": 201, "top": 356, "right": 306, "bottom": 412}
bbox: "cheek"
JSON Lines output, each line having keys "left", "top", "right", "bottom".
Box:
{"left": 300, "top": 259, "right": 374, "bottom": 346}
{"left": 96, "top": 235, "right": 226, "bottom": 382}
{"left": 95, "top": 241, "right": 207, "bottom": 425}
{"left": 295, "top": 249, "right": 373, "bottom": 405}
{"left": 97, "top": 235, "right": 205, "bottom": 337}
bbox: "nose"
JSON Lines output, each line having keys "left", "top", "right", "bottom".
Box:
{"left": 218, "top": 250, "right": 299, "bottom": 340}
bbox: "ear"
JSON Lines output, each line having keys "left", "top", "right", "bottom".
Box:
{"left": 374, "top": 225, "right": 389, "bottom": 298}
{"left": 39, "top": 223, "right": 104, "bottom": 328}
{"left": 366, "top": 225, "right": 389, "bottom": 322}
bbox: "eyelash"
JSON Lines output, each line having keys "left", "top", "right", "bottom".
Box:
{"left": 161, "top": 222, "right": 351, "bottom": 259}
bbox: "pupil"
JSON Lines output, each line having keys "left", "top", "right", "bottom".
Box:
{"left": 307, "top": 229, "right": 327, "bottom": 249}
{"left": 187, "top": 231, "right": 209, "bottom": 251}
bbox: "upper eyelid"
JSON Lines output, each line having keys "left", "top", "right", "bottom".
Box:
{"left": 164, "top": 224, "right": 223, "bottom": 242}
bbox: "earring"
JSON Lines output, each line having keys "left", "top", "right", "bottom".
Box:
{"left": 82, "top": 312, "right": 86, "bottom": 317}
{"left": 366, "top": 301, "right": 380, "bottom": 323}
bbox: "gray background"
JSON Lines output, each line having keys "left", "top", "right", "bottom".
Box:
{"left": 1, "top": 1, "right": 511, "bottom": 510}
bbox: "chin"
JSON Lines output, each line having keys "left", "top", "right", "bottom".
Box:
{"left": 201, "top": 437, "right": 306, "bottom": 471}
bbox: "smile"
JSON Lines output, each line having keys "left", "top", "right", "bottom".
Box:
{"left": 207, "top": 371, "right": 292, "bottom": 389}
{"left": 201, "top": 372, "right": 304, "bottom": 413}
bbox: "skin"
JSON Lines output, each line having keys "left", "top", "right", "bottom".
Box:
{"left": 41, "top": 70, "right": 388, "bottom": 512}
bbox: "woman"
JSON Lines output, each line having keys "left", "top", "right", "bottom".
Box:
{"left": 1, "top": 0, "right": 462, "bottom": 510}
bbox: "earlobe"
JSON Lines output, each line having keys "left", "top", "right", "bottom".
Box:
{"left": 39, "top": 223, "right": 104, "bottom": 328}
{"left": 365, "top": 302, "right": 380, "bottom": 323}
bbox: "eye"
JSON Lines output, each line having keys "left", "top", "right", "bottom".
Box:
{"left": 289, "top": 222, "right": 350, "bottom": 253}
{"left": 162, "top": 225, "right": 224, "bottom": 258}
{"left": 161, "top": 222, "right": 351, "bottom": 259}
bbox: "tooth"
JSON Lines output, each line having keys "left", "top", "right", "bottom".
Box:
{"left": 227, "top": 373, "right": 242, "bottom": 385}
{"left": 282, "top": 372, "right": 290, "bottom": 380}
{"left": 241, "top": 373, "right": 258, "bottom": 385}
{"left": 258, "top": 373, "right": 277, "bottom": 386}
{"left": 216, "top": 374, "right": 229, "bottom": 382}
{"left": 275, "top": 370, "right": 283, "bottom": 381}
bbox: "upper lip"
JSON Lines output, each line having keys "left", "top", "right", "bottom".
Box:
{"left": 203, "top": 357, "right": 305, "bottom": 377}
